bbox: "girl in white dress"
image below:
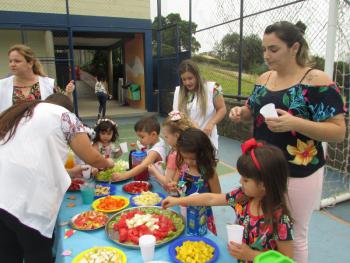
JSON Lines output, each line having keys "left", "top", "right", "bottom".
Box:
{"left": 172, "top": 59, "right": 227, "bottom": 150}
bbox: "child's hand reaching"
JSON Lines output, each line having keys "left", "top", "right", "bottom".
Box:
{"left": 227, "top": 241, "right": 259, "bottom": 261}
{"left": 162, "top": 196, "right": 179, "bottom": 209}
{"left": 112, "top": 172, "right": 126, "bottom": 182}
{"left": 165, "top": 180, "right": 178, "bottom": 193}
{"left": 148, "top": 164, "right": 157, "bottom": 175}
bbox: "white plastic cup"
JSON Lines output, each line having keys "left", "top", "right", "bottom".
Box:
{"left": 226, "top": 224, "right": 244, "bottom": 244}
{"left": 260, "top": 103, "right": 278, "bottom": 118}
{"left": 139, "top": 234, "right": 156, "bottom": 262}
{"left": 81, "top": 164, "right": 92, "bottom": 179}
{"left": 120, "top": 142, "right": 128, "bottom": 153}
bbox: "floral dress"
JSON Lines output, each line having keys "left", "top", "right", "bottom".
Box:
{"left": 97, "top": 142, "right": 114, "bottom": 158}
{"left": 12, "top": 82, "right": 41, "bottom": 104}
{"left": 247, "top": 79, "right": 345, "bottom": 177}
{"left": 226, "top": 188, "right": 293, "bottom": 263}
{"left": 179, "top": 169, "right": 217, "bottom": 235}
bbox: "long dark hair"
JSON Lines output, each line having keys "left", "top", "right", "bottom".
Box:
{"left": 237, "top": 143, "right": 292, "bottom": 233}
{"left": 176, "top": 127, "right": 217, "bottom": 181}
{"left": 0, "top": 94, "right": 73, "bottom": 144}
{"left": 93, "top": 119, "right": 119, "bottom": 144}
{"left": 264, "top": 21, "right": 310, "bottom": 67}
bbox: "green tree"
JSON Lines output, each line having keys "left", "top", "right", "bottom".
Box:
{"left": 213, "top": 33, "right": 264, "bottom": 71}
{"left": 311, "top": 55, "right": 325, "bottom": 70}
{"left": 152, "top": 13, "right": 201, "bottom": 55}
{"left": 242, "top": 34, "right": 264, "bottom": 70}
{"left": 213, "top": 33, "right": 240, "bottom": 62}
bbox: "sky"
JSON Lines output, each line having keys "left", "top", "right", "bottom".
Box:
{"left": 150, "top": 0, "right": 225, "bottom": 52}
{"left": 149, "top": 0, "right": 350, "bottom": 61}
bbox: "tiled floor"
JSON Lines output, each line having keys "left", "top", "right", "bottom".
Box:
{"left": 75, "top": 80, "right": 148, "bottom": 119}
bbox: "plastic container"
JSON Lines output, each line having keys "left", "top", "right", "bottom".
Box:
{"left": 131, "top": 150, "right": 149, "bottom": 181}
{"left": 65, "top": 150, "right": 75, "bottom": 169}
{"left": 253, "top": 250, "right": 295, "bottom": 263}
{"left": 129, "top": 192, "right": 166, "bottom": 207}
{"left": 168, "top": 236, "right": 219, "bottom": 263}
{"left": 94, "top": 183, "right": 116, "bottom": 200}
{"left": 80, "top": 182, "right": 95, "bottom": 204}
{"left": 186, "top": 205, "right": 207, "bottom": 236}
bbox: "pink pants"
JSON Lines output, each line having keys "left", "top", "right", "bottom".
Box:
{"left": 287, "top": 167, "right": 324, "bottom": 263}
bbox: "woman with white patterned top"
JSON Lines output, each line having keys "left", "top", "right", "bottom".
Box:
{"left": 0, "top": 94, "right": 114, "bottom": 262}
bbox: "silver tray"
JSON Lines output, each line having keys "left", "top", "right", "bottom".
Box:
{"left": 105, "top": 206, "right": 185, "bottom": 249}
{"left": 70, "top": 210, "right": 109, "bottom": 231}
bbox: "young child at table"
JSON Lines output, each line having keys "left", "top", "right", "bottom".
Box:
{"left": 162, "top": 138, "right": 294, "bottom": 262}
{"left": 92, "top": 118, "right": 122, "bottom": 159}
{"left": 112, "top": 116, "right": 167, "bottom": 181}
{"left": 148, "top": 111, "right": 194, "bottom": 191}
{"left": 172, "top": 127, "right": 221, "bottom": 235}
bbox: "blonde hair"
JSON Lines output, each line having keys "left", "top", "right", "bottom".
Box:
{"left": 163, "top": 112, "right": 194, "bottom": 136}
{"left": 8, "top": 44, "right": 47, "bottom": 77}
{"left": 178, "top": 59, "right": 207, "bottom": 117}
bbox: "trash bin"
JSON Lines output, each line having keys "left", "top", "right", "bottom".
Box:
{"left": 128, "top": 84, "right": 141, "bottom": 101}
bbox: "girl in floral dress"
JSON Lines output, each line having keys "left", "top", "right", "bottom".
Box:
{"left": 163, "top": 138, "right": 294, "bottom": 262}
{"left": 92, "top": 118, "right": 121, "bottom": 159}
{"left": 174, "top": 127, "right": 222, "bottom": 235}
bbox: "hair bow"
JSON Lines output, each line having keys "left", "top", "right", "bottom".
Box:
{"left": 168, "top": 110, "right": 182, "bottom": 121}
{"left": 241, "top": 138, "right": 263, "bottom": 171}
{"left": 96, "top": 118, "right": 118, "bottom": 127}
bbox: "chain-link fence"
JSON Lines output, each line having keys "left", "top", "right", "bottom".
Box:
{"left": 153, "top": 0, "right": 350, "bottom": 205}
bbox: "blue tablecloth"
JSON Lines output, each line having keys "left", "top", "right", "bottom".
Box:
{"left": 54, "top": 180, "right": 236, "bottom": 263}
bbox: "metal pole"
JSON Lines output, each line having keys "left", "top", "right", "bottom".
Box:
{"left": 319, "top": 0, "right": 339, "bottom": 209}
{"left": 324, "top": 0, "right": 338, "bottom": 78}
{"left": 157, "top": 0, "right": 162, "bottom": 113}
{"left": 65, "top": 0, "right": 78, "bottom": 116}
{"left": 189, "top": 0, "right": 192, "bottom": 57}
{"left": 237, "top": 0, "right": 244, "bottom": 97}
{"left": 176, "top": 24, "right": 180, "bottom": 85}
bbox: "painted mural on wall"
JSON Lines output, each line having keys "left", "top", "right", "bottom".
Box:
{"left": 125, "top": 33, "right": 145, "bottom": 109}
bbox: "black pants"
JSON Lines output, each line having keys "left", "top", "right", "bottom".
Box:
{"left": 96, "top": 92, "right": 107, "bottom": 117}
{"left": 0, "top": 209, "right": 54, "bottom": 263}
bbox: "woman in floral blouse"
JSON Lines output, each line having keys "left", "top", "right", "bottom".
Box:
{"left": 0, "top": 44, "right": 74, "bottom": 113}
{"left": 229, "top": 21, "right": 346, "bottom": 263}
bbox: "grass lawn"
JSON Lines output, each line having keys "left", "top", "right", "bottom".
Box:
{"left": 198, "top": 63, "right": 258, "bottom": 97}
